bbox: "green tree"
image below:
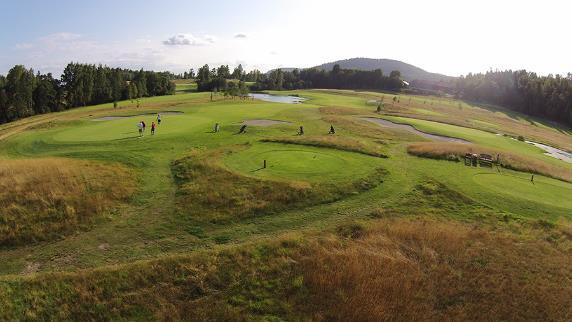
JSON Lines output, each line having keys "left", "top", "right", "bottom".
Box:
{"left": 6, "top": 65, "right": 36, "bottom": 119}
{"left": 33, "top": 73, "right": 58, "bottom": 114}
{"left": 232, "top": 64, "right": 244, "bottom": 80}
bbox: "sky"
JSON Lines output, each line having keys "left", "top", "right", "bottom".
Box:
{"left": 0, "top": 0, "right": 570, "bottom": 77}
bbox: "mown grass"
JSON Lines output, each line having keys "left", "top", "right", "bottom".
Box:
{"left": 172, "top": 148, "right": 386, "bottom": 223}
{"left": 0, "top": 158, "right": 135, "bottom": 246}
{"left": 1, "top": 218, "right": 570, "bottom": 321}
{"left": 261, "top": 136, "right": 387, "bottom": 158}
{"left": 407, "top": 142, "right": 572, "bottom": 182}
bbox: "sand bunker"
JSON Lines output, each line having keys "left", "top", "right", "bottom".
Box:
{"left": 248, "top": 93, "right": 305, "bottom": 104}
{"left": 93, "top": 111, "right": 183, "bottom": 121}
{"left": 241, "top": 119, "right": 292, "bottom": 127}
{"left": 362, "top": 117, "right": 469, "bottom": 143}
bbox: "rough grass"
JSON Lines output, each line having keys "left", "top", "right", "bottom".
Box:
{"left": 300, "top": 219, "right": 572, "bottom": 321}
{"left": 260, "top": 136, "right": 387, "bottom": 158}
{"left": 1, "top": 218, "right": 570, "bottom": 321}
{"left": 171, "top": 149, "right": 386, "bottom": 223}
{"left": 407, "top": 142, "right": 572, "bottom": 182}
{"left": 0, "top": 158, "right": 135, "bottom": 246}
{"left": 319, "top": 108, "right": 394, "bottom": 141}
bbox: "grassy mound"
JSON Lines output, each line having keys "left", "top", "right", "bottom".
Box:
{"left": 0, "top": 158, "right": 135, "bottom": 246}
{"left": 223, "top": 143, "right": 383, "bottom": 183}
{"left": 261, "top": 136, "right": 387, "bottom": 158}
{"left": 1, "top": 218, "right": 570, "bottom": 321}
{"left": 172, "top": 149, "right": 386, "bottom": 223}
{"left": 407, "top": 142, "right": 572, "bottom": 182}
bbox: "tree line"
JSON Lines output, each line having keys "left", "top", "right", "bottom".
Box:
{"left": 253, "top": 64, "right": 405, "bottom": 91}
{"left": 193, "top": 63, "right": 404, "bottom": 93}
{"left": 0, "top": 63, "right": 176, "bottom": 124}
{"left": 455, "top": 70, "right": 572, "bottom": 126}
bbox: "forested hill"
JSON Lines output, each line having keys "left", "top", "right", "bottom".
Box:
{"left": 314, "top": 58, "right": 454, "bottom": 83}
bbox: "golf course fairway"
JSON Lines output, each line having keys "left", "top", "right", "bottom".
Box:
{"left": 1, "top": 87, "right": 571, "bottom": 320}
{"left": 473, "top": 171, "right": 572, "bottom": 209}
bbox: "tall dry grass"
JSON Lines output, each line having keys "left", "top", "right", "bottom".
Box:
{"left": 319, "top": 109, "right": 395, "bottom": 141}
{"left": 300, "top": 219, "right": 572, "bottom": 321}
{"left": 0, "top": 158, "right": 135, "bottom": 245}
{"left": 2, "top": 218, "right": 570, "bottom": 320}
{"left": 261, "top": 136, "right": 387, "bottom": 158}
{"left": 407, "top": 142, "right": 572, "bottom": 182}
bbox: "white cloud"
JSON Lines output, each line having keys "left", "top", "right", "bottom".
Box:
{"left": 162, "top": 33, "right": 215, "bottom": 46}
{"left": 41, "top": 32, "right": 82, "bottom": 42}
{"left": 14, "top": 32, "right": 86, "bottom": 51}
{"left": 15, "top": 43, "right": 34, "bottom": 50}
{"left": 234, "top": 33, "right": 247, "bottom": 39}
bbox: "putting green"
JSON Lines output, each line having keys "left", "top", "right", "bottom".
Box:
{"left": 472, "top": 172, "right": 572, "bottom": 209}
{"left": 224, "top": 143, "right": 381, "bottom": 182}
{"left": 52, "top": 114, "right": 211, "bottom": 142}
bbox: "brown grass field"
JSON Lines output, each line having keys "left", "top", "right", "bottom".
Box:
{"left": 300, "top": 219, "right": 572, "bottom": 321}
{"left": 0, "top": 158, "right": 135, "bottom": 245}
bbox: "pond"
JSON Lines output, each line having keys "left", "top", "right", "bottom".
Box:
{"left": 248, "top": 93, "right": 306, "bottom": 104}
{"left": 362, "top": 117, "right": 469, "bottom": 143}
{"left": 526, "top": 141, "right": 572, "bottom": 164}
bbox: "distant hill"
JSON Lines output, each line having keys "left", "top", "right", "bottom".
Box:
{"left": 314, "top": 58, "right": 454, "bottom": 83}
